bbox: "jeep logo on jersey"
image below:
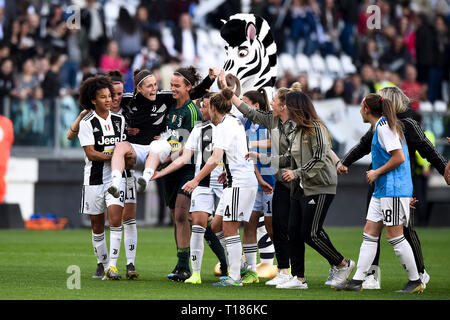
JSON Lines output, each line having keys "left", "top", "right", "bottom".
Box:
{"left": 98, "top": 134, "right": 125, "bottom": 145}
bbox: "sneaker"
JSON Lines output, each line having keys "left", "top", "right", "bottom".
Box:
{"left": 212, "top": 276, "right": 243, "bottom": 287}
{"left": 363, "top": 266, "right": 381, "bottom": 289}
{"left": 185, "top": 272, "right": 201, "bottom": 284}
{"left": 92, "top": 263, "right": 104, "bottom": 279}
{"left": 104, "top": 266, "right": 121, "bottom": 280}
{"left": 170, "top": 268, "right": 191, "bottom": 282}
{"left": 324, "top": 266, "right": 337, "bottom": 285}
{"left": 276, "top": 276, "right": 308, "bottom": 289}
{"left": 241, "top": 270, "right": 259, "bottom": 284}
{"left": 265, "top": 271, "right": 292, "bottom": 286}
{"left": 167, "top": 267, "right": 178, "bottom": 279}
{"left": 333, "top": 279, "right": 363, "bottom": 291}
{"left": 107, "top": 185, "right": 120, "bottom": 198}
{"left": 126, "top": 263, "right": 139, "bottom": 280}
{"left": 240, "top": 260, "right": 248, "bottom": 276}
{"left": 419, "top": 270, "right": 430, "bottom": 289}
{"left": 329, "top": 259, "right": 355, "bottom": 287}
{"left": 396, "top": 279, "right": 424, "bottom": 293}
{"left": 137, "top": 177, "right": 147, "bottom": 193}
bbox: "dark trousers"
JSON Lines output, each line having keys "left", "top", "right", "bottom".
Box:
{"left": 271, "top": 182, "right": 291, "bottom": 269}
{"left": 289, "top": 187, "right": 344, "bottom": 278}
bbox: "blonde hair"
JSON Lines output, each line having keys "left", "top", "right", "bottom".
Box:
{"left": 378, "top": 86, "right": 410, "bottom": 114}
{"left": 276, "top": 81, "right": 303, "bottom": 105}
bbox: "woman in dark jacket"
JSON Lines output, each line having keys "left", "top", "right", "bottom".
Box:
{"left": 337, "top": 86, "right": 449, "bottom": 289}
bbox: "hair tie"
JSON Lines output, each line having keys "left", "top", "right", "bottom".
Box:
{"left": 380, "top": 97, "right": 384, "bottom": 102}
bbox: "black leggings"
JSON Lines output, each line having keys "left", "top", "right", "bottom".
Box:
{"left": 271, "top": 182, "right": 291, "bottom": 269}
{"left": 289, "top": 187, "right": 344, "bottom": 278}
{"left": 366, "top": 183, "right": 425, "bottom": 273}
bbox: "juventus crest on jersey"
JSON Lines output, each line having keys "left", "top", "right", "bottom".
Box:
{"left": 78, "top": 111, "right": 126, "bottom": 185}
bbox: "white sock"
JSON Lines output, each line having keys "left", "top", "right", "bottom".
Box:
{"left": 353, "top": 233, "right": 379, "bottom": 281}
{"left": 142, "top": 168, "right": 154, "bottom": 183}
{"left": 257, "top": 216, "right": 274, "bottom": 265}
{"left": 108, "top": 226, "right": 123, "bottom": 268}
{"left": 225, "top": 235, "right": 242, "bottom": 282}
{"left": 388, "top": 235, "right": 420, "bottom": 281}
{"left": 243, "top": 243, "right": 258, "bottom": 272}
{"left": 215, "top": 231, "right": 228, "bottom": 266}
{"left": 123, "top": 219, "right": 137, "bottom": 265}
{"left": 190, "top": 225, "right": 206, "bottom": 274}
{"left": 92, "top": 231, "right": 108, "bottom": 267}
{"left": 111, "top": 170, "right": 122, "bottom": 189}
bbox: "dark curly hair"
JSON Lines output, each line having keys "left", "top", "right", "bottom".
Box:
{"left": 79, "top": 75, "right": 114, "bottom": 111}
{"left": 174, "top": 65, "right": 201, "bottom": 87}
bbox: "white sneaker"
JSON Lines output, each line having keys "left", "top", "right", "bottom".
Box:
{"left": 324, "top": 266, "right": 338, "bottom": 285}
{"left": 362, "top": 265, "right": 381, "bottom": 289}
{"left": 329, "top": 259, "right": 355, "bottom": 287}
{"left": 420, "top": 270, "right": 430, "bottom": 289}
{"left": 265, "top": 271, "right": 291, "bottom": 286}
{"left": 276, "top": 276, "right": 308, "bottom": 289}
{"left": 137, "top": 176, "right": 147, "bottom": 192}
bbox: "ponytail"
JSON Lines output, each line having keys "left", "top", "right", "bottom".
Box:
{"left": 364, "top": 93, "right": 404, "bottom": 141}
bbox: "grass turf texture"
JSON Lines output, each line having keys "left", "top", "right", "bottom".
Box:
{"left": 0, "top": 227, "right": 449, "bottom": 300}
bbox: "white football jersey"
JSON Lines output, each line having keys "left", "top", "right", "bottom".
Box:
{"left": 78, "top": 110, "right": 126, "bottom": 185}
{"left": 184, "top": 121, "right": 224, "bottom": 189}
{"left": 213, "top": 114, "right": 257, "bottom": 188}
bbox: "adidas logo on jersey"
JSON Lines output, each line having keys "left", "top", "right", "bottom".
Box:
{"left": 93, "top": 127, "right": 100, "bottom": 133}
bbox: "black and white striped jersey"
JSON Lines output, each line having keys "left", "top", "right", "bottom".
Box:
{"left": 184, "top": 121, "right": 224, "bottom": 188}
{"left": 78, "top": 111, "right": 126, "bottom": 185}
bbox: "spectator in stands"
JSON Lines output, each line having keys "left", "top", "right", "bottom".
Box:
{"left": 360, "top": 64, "right": 376, "bottom": 93}
{"left": 80, "top": 58, "right": 97, "bottom": 83}
{"left": 398, "top": 15, "right": 416, "bottom": 60}
{"left": 337, "top": 0, "right": 359, "bottom": 58}
{"left": 42, "top": 54, "right": 65, "bottom": 100}
{"left": 9, "top": 18, "right": 38, "bottom": 67}
{"left": 99, "top": 40, "right": 129, "bottom": 75}
{"left": 286, "top": 0, "right": 318, "bottom": 56}
{"left": 345, "top": 73, "right": 369, "bottom": 105}
{"left": 131, "top": 34, "right": 170, "bottom": 72}
{"left": 325, "top": 78, "right": 347, "bottom": 100}
{"left": 402, "top": 64, "right": 427, "bottom": 111}
{"left": 428, "top": 14, "right": 449, "bottom": 103}
{"left": 172, "top": 12, "right": 198, "bottom": 67}
{"left": 415, "top": 13, "right": 434, "bottom": 84}
{"left": 62, "top": 27, "right": 88, "bottom": 93}
{"left": 81, "top": 0, "right": 107, "bottom": 66}
{"left": 373, "top": 66, "right": 395, "bottom": 92}
{"left": 381, "top": 35, "right": 412, "bottom": 77}
{"left": 359, "top": 38, "right": 381, "bottom": 69}
{"left": 136, "top": 4, "right": 159, "bottom": 39}
{"left": 113, "top": 7, "right": 142, "bottom": 61}
{"left": 0, "top": 57, "right": 13, "bottom": 114}
{"left": 319, "top": 0, "right": 339, "bottom": 55}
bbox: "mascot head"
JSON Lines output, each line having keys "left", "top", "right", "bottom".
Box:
{"left": 220, "top": 14, "right": 277, "bottom": 99}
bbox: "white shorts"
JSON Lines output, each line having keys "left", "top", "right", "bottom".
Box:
{"left": 366, "top": 197, "right": 410, "bottom": 227}
{"left": 149, "top": 139, "right": 172, "bottom": 163}
{"left": 80, "top": 182, "right": 125, "bottom": 215}
{"left": 124, "top": 175, "right": 137, "bottom": 204}
{"left": 190, "top": 186, "right": 223, "bottom": 214}
{"left": 216, "top": 186, "right": 258, "bottom": 222}
{"left": 252, "top": 189, "right": 273, "bottom": 217}
{"left": 131, "top": 143, "right": 151, "bottom": 166}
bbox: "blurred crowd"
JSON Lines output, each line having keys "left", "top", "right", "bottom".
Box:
{"left": 0, "top": 0, "right": 449, "bottom": 147}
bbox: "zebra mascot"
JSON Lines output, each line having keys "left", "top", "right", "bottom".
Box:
{"left": 216, "top": 13, "right": 278, "bottom": 279}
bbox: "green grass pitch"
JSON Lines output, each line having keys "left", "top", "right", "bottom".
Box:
{"left": 0, "top": 227, "right": 449, "bottom": 300}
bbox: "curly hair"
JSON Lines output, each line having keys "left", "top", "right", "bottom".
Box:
{"left": 78, "top": 75, "right": 114, "bottom": 111}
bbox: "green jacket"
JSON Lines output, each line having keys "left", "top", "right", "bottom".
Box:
{"left": 290, "top": 121, "right": 337, "bottom": 196}
{"left": 235, "top": 101, "right": 297, "bottom": 189}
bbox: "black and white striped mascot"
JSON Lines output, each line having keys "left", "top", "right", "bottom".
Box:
{"left": 219, "top": 13, "right": 278, "bottom": 279}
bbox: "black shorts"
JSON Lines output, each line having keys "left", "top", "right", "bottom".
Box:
{"left": 162, "top": 167, "right": 194, "bottom": 209}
